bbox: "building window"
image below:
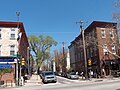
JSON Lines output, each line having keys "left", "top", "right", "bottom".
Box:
{"left": 10, "top": 45, "right": 15, "bottom": 56}
{"left": 11, "top": 29, "right": 15, "bottom": 31}
{"left": 81, "top": 52, "right": 83, "bottom": 61}
{"left": 111, "top": 45, "right": 116, "bottom": 54}
{"left": 10, "top": 34, "right": 15, "bottom": 39}
{"left": 93, "top": 46, "right": 97, "bottom": 56}
{"left": 90, "top": 47, "right": 93, "bottom": 57}
{"left": 110, "top": 30, "right": 114, "bottom": 38}
{"left": 87, "top": 48, "right": 89, "bottom": 57}
{"left": 92, "top": 29, "right": 96, "bottom": 37}
{"left": 101, "top": 29, "right": 106, "bottom": 38}
{"left": 103, "top": 44, "right": 108, "bottom": 55}
{"left": 10, "top": 29, "right": 15, "bottom": 40}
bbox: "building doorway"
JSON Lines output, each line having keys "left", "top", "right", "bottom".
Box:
{"left": 105, "top": 65, "right": 109, "bottom": 76}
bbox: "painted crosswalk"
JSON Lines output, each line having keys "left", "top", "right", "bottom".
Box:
{"left": 43, "top": 76, "right": 81, "bottom": 86}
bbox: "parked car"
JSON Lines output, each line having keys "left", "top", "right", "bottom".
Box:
{"left": 67, "top": 72, "right": 79, "bottom": 79}
{"left": 41, "top": 71, "right": 57, "bottom": 83}
{"left": 55, "top": 72, "right": 66, "bottom": 77}
{"left": 61, "top": 72, "right": 66, "bottom": 77}
{"left": 57, "top": 72, "right": 62, "bottom": 76}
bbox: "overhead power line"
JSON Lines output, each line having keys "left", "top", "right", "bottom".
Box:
{"left": 26, "top": 32, "right": 79, "bottom": 34}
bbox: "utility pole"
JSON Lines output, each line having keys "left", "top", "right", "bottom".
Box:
{"left": 76, "top": 20, "right": 88, "bottom": 80}
{"left": 62, "top": 42, "right": 65, "bottom": 58}
{"left": 62, "top": 42, "right": 66, "bottom": 73}
{"left": 27, "top": 47, "right": 30, "bottom": 75}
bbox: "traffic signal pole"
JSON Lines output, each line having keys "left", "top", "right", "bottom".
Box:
{"left": 81, "top": 26, "right": 88, "bottom": 80}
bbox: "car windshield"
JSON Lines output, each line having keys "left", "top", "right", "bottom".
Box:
{"left": 45, "top": 72, "right": 54, "bottom": 76}
{"left": 69, "top": 72, "right": 76, "bottom": 75}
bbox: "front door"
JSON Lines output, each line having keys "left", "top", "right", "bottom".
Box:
{"left": 105, "top": 65, "right": 109, "bottom": 76}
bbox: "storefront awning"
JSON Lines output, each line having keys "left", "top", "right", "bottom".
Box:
{"left": 0, "top": 58, "right": 14, "bottom": 62}
{"left": 0, "top": 57, "right": 18, "bottom": 64}
{"left": 0, "top": 64, "right": 12, "bottom": 68}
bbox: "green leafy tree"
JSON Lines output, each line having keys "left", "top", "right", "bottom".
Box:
{"left": 28, "top": 35, "right": 57, "bottom": 73}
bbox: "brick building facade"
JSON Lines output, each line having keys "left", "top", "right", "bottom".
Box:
{"left": 0, "top": 21, "right": 29, "bottom": 84}
{"left": 69, "top": 21, "right": 120, "bottom": 77}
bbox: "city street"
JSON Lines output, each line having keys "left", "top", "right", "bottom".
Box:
{"left": 42, "top": 80, "right": 120, "bottom": 90}
{"left": 1, "top": 75, "right": 120, "bottom": 90}
{"left": 1, "top": 1, "right": 120, "bottom": 90}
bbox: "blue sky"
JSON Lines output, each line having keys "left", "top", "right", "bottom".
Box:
{"left": 0, "top": 0, "right": 117, "bottom": 51}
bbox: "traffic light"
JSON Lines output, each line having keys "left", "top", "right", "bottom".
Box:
{"left": 88, "top": 59, "right": 91, "bottom": 66}
{"left": 21, "top": 58, "right": 25, "bottom": 65}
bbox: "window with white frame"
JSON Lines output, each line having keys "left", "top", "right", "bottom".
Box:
{"left": 103, "top": 44, "right": 108, "bottom": 55}
{"left": 111, "top": 44, "right": 116, "bottom": 54}
{"left": 109, "top": 30, "right": 114, "bottom": 38}
{"left": 10, "top": 45, "right": 15, "bottom": 55}
{"left": 10, "top": 29, "right": 15, "bottom": 40}
{"left": 101, "top": 29, "right": 106, "bottom": 38}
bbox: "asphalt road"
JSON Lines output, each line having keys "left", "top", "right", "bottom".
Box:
{"left": 56, "top": 76, "right": 80, "bottom": 84}
{"left": 1, "top": 77, "right": 120, "bottom": 90}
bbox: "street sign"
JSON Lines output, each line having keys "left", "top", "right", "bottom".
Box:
{"left": 13, "top": 54, "right": 21, "bottom": 58}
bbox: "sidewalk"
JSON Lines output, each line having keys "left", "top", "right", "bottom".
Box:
{"left": 79, "top": 76, "right": 120, "bottom": 82}
{"left": 24, "top": 74, "right": 42, "bottom": 86}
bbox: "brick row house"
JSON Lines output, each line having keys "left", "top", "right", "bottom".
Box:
{"left": 68, "top": 21, "right": 120, "bottom": 77}
{"left": 0, "top": 21, "right": 30, "bottom": 85}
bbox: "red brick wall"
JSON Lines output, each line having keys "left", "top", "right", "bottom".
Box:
{"left": 1, "top": 73, "right": 15, "bottom": 83}
{"left": 96, "top": 27, "right": 119, "bottom": 61}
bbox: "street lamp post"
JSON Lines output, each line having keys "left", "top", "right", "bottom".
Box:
{"left": 16, "top": 11, "right": 20, "bottom": 29}
{"left": 16, "top": 11, "right": 21, "bottom": 86}
{"left": 76, "top": 20, "right": 88, "bottom": 80}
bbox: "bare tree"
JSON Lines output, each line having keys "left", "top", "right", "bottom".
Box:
{"left": 54, "top": 49, "right": 67, "bottom": 72}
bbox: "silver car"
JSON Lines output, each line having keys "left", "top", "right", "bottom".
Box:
{"left": 41, "top": 71, "right": 57, "bottom": 83}
{"left": 67, "top": 72, "right": 79, "bottom": 79}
